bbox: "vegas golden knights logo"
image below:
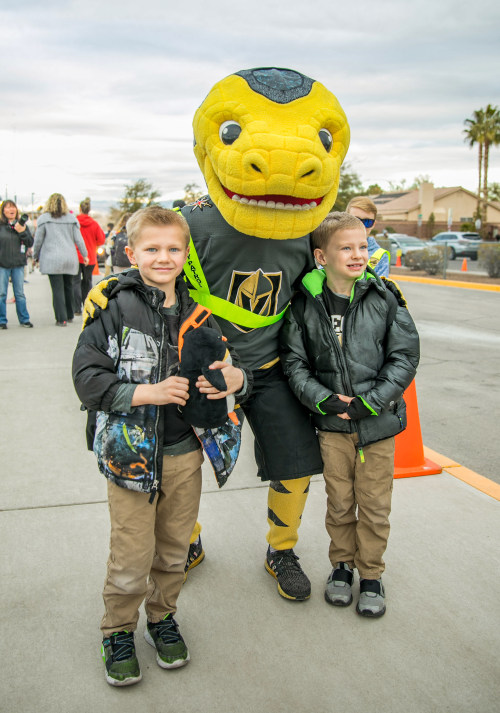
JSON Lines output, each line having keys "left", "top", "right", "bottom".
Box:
{"left": 227, "top": 269, "right": 282, "bottom": 333}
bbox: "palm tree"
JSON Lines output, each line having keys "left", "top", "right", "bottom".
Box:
{"left": 481, "top": 104, "right": 500, "bottom": 220}
{"left": 464, "top": 105, "right": 500, "bottom": 224}
{"left": 464, "top": 108, "right": 486, "bottom": 218}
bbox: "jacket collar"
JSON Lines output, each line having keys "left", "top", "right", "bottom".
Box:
{"left": 108, "top": 268, "right": 197, "bottom": 315}
{"left": 301, "top": 266, "right": 383, "bottom": 303}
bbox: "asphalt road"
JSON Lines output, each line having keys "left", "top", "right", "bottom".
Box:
{"left": 400, "top": 281, "right": 499, "bottom": 483}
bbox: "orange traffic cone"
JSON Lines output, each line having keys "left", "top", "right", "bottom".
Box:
{"left": 93, "top": 262, "right": 101, "bottom": 276}
{"left": 393, "top": 380, "right": 442, "bottom": 479}
{"left": 461, "top": 258, "right": 467, "bottom": 272}
{"left": 395, "top": 253, "right": 402, "bottom": 267}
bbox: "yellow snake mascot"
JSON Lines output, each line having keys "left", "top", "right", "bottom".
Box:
{"left": 85, "top": 67, "right": 350, "bottom": 600}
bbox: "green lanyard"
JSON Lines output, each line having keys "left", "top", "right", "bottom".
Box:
{"left": 183, "top": 237, "right": 287, "bottom": 329}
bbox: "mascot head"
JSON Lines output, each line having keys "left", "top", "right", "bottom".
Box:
{"left": 193, "top": 67, "right": 350, "bottom": 240}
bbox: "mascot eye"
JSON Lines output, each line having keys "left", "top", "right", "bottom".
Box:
{"left": 219, "top": 120, "right": 242, "bottom": 145}
{"left": 319, "top": 128, "right": 333, "bottom": 152}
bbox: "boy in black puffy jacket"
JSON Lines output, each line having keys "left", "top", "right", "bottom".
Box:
{"left": 279, "top": 212, "right": 419, "bottom": 618}
{"left": 73, "top": 207, "right": 250, "bottom": 686}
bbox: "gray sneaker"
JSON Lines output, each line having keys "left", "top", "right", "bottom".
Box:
{"left": 324, "top": 562, "right": 353, "bottom": 606}
{"left": 356, "top": 578, "right": 386, "bottom": 617}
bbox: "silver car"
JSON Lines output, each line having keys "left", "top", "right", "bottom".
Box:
{"left": 429, "top": 232, "right": 481, "bottom": 260}
{"left": 384, "top": 234, "right": 427, "bottom": 266}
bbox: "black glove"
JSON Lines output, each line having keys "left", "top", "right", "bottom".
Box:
{"left": 323, "top": 394, "right": 349, "bottom": 415}
{"left": 346, "top": 397, "right": 373, "bottom": 420}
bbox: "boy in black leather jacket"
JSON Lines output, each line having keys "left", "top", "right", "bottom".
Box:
{"left": 279, "top": 212, "right": 419, "bottom": 618}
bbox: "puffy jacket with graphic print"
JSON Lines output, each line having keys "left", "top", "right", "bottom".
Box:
{"left": 279, "top": 267, "right": 420, "bottom": 447}
{"left": 72, "top": 269, "right": 250, "bottom": 496}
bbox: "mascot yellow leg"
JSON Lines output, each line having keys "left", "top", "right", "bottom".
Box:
{"left": 267, "top": 476, "right": 311, "bottom": 550}
{"left": 184, "top": 522, "right": 204, "bottom": 582}
{"left": 265, "top": 476, "right": 311, "bottom": 601}
{"left": 190, "top": 521, "right": 202, "bottom": 544}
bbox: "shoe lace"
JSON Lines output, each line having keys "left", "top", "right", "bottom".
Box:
{"left": 154, "top": 616, "right": 181, "bottom": 645}
{"left": 270, "top": 549, "right": 302, "bottom": 575}
{"left": 108, "top": 631, "right": 135, "bottom": 662}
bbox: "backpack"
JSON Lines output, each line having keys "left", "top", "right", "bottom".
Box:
{"left": 111, "top": 229, "right": 130, "bottom": 268}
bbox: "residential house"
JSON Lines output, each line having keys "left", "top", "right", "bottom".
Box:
{"left": 371, "top": 182, "right": 500, "bottom": 238}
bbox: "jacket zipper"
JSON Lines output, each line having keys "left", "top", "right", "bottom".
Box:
{"left": 149, "top": 293, "right": 165, "bottom": 504}
{"left": 315, "top": 295, "right": 353, "bottom": 399}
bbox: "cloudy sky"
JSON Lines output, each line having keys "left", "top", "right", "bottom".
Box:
{"left": 2, "top": 0, "right": 499, "bottom": 213}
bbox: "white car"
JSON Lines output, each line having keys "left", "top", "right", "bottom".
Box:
{"left": 429, "top": 232, "right": 481, "bottom": 260}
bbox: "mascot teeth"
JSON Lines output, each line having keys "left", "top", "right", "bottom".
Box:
{"left": 227, "top": 189, "right": 320, "bottom": 211}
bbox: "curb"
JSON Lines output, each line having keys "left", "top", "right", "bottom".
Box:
{"left": 424, "top": 446, "right": 500, "bottom": 501}
{"left": 390, "top": 274, "right": 500, "bottom": 292}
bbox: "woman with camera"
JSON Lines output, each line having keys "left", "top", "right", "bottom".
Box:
{"left": 0, "top": 200, "right": 34, "bottom": 329}
{"left": 33, "top": 193, "right": 88, "bottom": 326}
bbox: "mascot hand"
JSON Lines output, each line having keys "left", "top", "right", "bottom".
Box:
{"left": 381, "top": 276, "right": 407, "bottom": 308}
{"left": 196, "top": 362, "right": 244, "bottom": 399}
{"left": 82, "top": 275, "right": 119, "bottom": 327}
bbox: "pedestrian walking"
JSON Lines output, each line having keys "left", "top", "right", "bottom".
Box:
{"left": 73, "top": 197, "right": 105, "bottom": 314}
{"left": 33, "top": 193, "right": 88, "bottom": 326}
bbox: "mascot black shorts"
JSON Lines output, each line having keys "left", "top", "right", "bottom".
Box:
{"left": 241, "top": 363, "right": 323, "bottom": 481}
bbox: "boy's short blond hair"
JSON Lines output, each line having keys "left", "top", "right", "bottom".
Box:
{"left": 126, "top": 206, "right": 190, "bottom": 249}
{"left": 346, "top": 195, "right": 378, "bottom": 218}
{"left": 312, "top": 212, "right": 365, "bottom": 252}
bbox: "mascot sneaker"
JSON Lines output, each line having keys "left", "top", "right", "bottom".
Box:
{"left": 265, "top": 546, "right": 311, "bottom": 600}
{"left": 101, "top": 630, "right": 142, "bottom": 687}
{"left": 145, "top": 614, "right": 190, "bottom": 669}
{"left": 184, "top": 536, "right": 205, "bottom": 581}
{"left": 324, "top": 563, "right": 354, "bottom": 606}
{"left": 356, "top": 578, "right": 386, "bottom": 617}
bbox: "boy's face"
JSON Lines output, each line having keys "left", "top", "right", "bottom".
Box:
{"left": 348, "top": 206, "right": 376, "bottom": 236}
{"left": 125, "top": 225, "right": 189, "bottom": 292}
{"left": 314, "top": 227, "right": 368, "bottom": 283}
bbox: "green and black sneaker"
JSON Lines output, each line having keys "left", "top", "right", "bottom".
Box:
{"left": 101, "top": 630, "right": 142, "bottom": 687}
{"left": 145, "top": 613, "right": 190, "bottom": 669}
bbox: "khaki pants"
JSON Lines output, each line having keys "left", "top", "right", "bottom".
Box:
{"left": 101, "top": 449, "right": 203, "bottom": 636}
{"left": 318, "top": 432, "right": 395, "bottom": 580}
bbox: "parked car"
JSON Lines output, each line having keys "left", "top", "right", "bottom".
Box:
{"left": 429, "top": 232, "right": 481, "bottom": 260}
{"left": 383, "top": 234, "right": 428, "bottom": 266}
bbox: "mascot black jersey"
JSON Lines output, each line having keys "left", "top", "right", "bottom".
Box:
{"left": 181, "top": 197, "right": 315, "bottom": 370}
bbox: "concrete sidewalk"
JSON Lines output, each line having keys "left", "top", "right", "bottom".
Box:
{"left": 1, "top": 272, "right": 499, "bottom": 713}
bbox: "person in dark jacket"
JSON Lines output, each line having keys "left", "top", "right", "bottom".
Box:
{"left": 279, "top": 212, "right": 419, "bottom": 618}
{"left": 0, "top": 200, "right": 34, "bottom": 328}
{"left": 109, "top": 211, "right": 132, "bottom": 273}
{"left": 72, "top": 206, "right": 250, "bottom": 687}
{"left": 73, "top": 197, "right": 105, "bottom": 314}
